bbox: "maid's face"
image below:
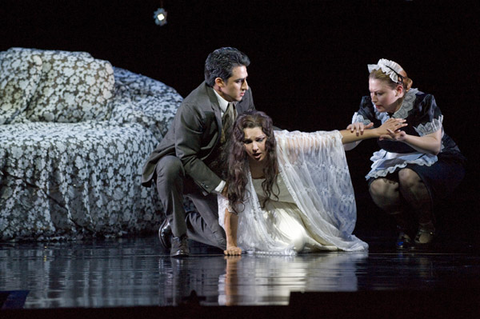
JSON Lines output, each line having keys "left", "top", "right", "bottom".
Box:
{"left": 369, "top": 78, "right": 404, "bottom": 113}
{"left": 243, "top": 127, "right": 267, "bottom": 163}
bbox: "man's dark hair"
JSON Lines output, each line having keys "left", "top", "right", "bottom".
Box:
{"left": 204, "top": 47, "right": 250, "bottom": 87}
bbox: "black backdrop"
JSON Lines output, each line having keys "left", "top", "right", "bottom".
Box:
{"left": 1, "top": 0, "right": 478, "bottom": 236}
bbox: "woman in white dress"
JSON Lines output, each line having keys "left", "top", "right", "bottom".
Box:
{"left": 219, "top": 111, "right": 406, "bottom": 255}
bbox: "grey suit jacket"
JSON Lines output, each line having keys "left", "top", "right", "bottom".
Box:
{"left": 142, "top": 81, "right": 255, "bottom": 193}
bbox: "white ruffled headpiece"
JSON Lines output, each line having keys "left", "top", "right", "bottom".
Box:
{"left": 368, "top": 58, "right": 404, "bottom": 83}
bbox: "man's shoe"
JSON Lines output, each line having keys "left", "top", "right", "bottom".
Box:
{"left": 171, "top": 235, "right": 189, "bottom": 257}
{"left": 158, "top": 219, "right": 172, "bottom": 252}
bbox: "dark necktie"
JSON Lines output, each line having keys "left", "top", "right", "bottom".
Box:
{"left": 221, "top": 102, "right": 236, "bottom": 143}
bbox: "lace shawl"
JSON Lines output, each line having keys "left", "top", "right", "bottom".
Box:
{"left": 219, "top": 130, "right": 368, "bottom": 254}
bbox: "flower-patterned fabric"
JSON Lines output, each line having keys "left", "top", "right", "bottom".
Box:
{"left": 5, "top": 47, "right": 115, "bottom": 123}
{"left": 0, "top": 49, "right": 43, "bottom": 124}
{"left": 0, "top": 49, "right": 184, "bottom": 241}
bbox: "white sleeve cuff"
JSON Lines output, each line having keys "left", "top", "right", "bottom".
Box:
{"left": 214, "top": 180, "right": 226, "bottom": 194}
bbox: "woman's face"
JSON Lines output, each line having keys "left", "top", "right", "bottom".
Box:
{"left": 369, "top": 78, "right": 403, "bottom": 113}
{"left": 243, "top": 127, "right": 267, "bottom": 163}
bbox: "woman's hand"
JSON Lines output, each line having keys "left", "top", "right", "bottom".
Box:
{"left": 377, "top": 118, "right": 408, "bottom": 141}
{"left": 224, "top": 245, "right": 242, "bottom": 256}
{"left": 347, "top": 122, "right": 374, "bottom": 136}
{"left": 342, "top": 118, "right": 408, "bottom": 150}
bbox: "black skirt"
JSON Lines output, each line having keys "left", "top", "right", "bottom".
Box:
{"left": 368, "top": 151, "right": 466, "bottom": 207}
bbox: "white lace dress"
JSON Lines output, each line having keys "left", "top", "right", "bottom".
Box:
{"left": 218, "top": 130, "right": 368, "bottom": 255}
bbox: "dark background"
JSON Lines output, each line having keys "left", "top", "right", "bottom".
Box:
{"left": 1, "top": 0, "right": 478, "bottom": 238}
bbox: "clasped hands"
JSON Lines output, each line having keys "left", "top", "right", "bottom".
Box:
{"left": 347, "top": 118, "right": 408, "bottom": 141}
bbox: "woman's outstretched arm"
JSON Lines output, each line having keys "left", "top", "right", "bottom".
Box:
{"left": 224, "top": 209, "right": 242, "bottom": 256}
{"left": 342, "top": 118, "right": 407, "bottom": 147}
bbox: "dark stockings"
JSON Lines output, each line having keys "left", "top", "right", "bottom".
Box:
{"left": 369, "top": 168, "right": 434, "bottom": 240}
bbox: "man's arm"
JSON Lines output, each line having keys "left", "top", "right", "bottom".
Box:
{"left": 175, "top": 102, "right": 222, "bottom": 193}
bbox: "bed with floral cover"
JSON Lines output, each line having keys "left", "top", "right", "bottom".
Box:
{"left": 0, "top": 47, "right": 183, "bottom": 241}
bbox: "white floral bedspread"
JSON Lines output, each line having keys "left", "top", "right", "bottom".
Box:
{"left": 0, "top": 66, "right": 183, "bottom": 241}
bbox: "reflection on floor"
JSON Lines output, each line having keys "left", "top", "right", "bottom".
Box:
{"left": 1, "top": 231, "right": 479, "bottom": 317}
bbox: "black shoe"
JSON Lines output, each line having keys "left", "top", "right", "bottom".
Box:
{"left": 171, "top": 235, "right": 189, "bottom": 257}
{"left": 158, "top": 219, "right": 172, "bottom": 252}
{"left": 414, "top": 226, "right": 435, "bottom": 246}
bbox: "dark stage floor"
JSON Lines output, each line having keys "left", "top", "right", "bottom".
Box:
{"left": 1, "top": 230, "right": 479, "bottom": 318}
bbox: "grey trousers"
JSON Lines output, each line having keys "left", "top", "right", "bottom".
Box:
{"left": 155, "top": 155, "right": 226, "bottom": 250}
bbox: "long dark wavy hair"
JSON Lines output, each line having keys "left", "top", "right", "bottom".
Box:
{"left": 225, "top": 111, "right": 279, "bottom": 214}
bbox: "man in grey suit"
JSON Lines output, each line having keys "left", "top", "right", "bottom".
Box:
{"left": 142, "top": 47, "right": 255, "bottom": 257}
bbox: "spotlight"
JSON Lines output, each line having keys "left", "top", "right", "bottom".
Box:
{"left": 154, "top": 8, "right": 167, "bottom": 26}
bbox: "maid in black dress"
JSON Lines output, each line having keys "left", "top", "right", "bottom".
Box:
{"left": 345, "top": 58, "right": 466, "bottom": 249}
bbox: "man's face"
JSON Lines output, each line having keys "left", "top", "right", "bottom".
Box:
{"left": 217, "top": 65, "right": 249, "bottom": 102}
